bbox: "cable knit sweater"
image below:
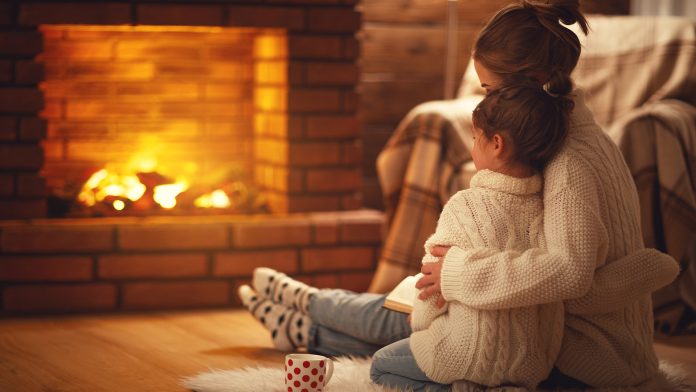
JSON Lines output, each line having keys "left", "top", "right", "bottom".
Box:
{"left": 440, "top": 90, "right": 680, "bottom": 388}
{"left": 409, "top": 170, "right": 564, "bottom": 390}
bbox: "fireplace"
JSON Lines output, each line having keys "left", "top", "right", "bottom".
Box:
{"left": 0, "top": 1, "right": 381, "bottom": 315}
{"left": 1, "top": 0, "right": 363, "bottom": 219}
{"left": 39, "top": 24, "right": 287, "bottom": 216}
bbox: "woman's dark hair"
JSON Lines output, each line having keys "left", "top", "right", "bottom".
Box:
{"left": 473, "top": 0, "right": 589, "bottom": 96}
{"left": 472, "top": 84, "right": 573, "bottom": 172}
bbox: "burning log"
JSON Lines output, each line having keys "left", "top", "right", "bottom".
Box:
{"left": 68, "top": 165, "right": 269, "bottom": 217}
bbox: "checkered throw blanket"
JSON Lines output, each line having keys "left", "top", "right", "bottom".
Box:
{"left": 608, "top": 99, "right": 696, "bottom": 332}
{"left": 372, "top": 16, "right": 696, "bottom": 331}
{"left": 373, "top": 97, "right": 481, "bottom": 291}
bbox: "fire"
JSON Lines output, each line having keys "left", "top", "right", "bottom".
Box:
{"left": 74, "top": 152, "right": 266, "bottom": 215}
{"left": 77, "top": 167, "right": 235, "bottom": 212}
{"left": 194, "top": 189, "right": 231, "bottom": 209}
{"left": 153, "top": 181, "right": 189, "bottom": 209}
{"left": 78, "top": 169, "right": 146, "bottom": 207}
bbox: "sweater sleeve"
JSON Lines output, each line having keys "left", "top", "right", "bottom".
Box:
{"left": 410, "top": 290, "right": 448, "bottom": 332}
{"left": 411, "top": 197, "right": 471, "bottom": 329}
{"left": 565, "top": 248, "right": 680, "bottom": 315}
{"left": 440, "top": 187, "right": 608, "bottom": 309}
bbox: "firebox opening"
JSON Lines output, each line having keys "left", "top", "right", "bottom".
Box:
{"left": 38, "top": 24, "right": 288, "bottom": 217}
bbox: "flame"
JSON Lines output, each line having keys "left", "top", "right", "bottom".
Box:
{"left": 122, "top": 175, "right": 146, "bottom": 201}
{"left": 85, "top": 169, "right": 108, "bottom": 189}
{"left": 78, "top": 156, "right": 243, "bottom": 211}
{"left": 153, "top": 181, "right": 189, "bottom": 209}
{"left": 79, "top": 169, "right": 147, "bottom": 210}
{"left": 194, "top": 189, "right": 231, "bottom": 209}
{"left": 132, "top": 155, "right": 158, "bottom": 173}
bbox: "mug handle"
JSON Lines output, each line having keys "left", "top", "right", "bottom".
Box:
{"left": 324, "top": 359, "right": 334, "bottom": 385}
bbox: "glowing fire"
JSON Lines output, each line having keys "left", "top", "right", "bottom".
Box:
{"left": 78, "top": 166, "right": 232, "bottom": 212}
{"left": 194, "top": 189, "right": 231, "bottom": 209}
{"left": 78, "top": 169, "right": 147, "bottom": 207}
{"left": 153, "top": 181, "right": 188, "bottom": 209}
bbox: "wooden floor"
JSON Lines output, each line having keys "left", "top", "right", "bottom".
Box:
{"left": 0, "top": 309, "right": 695, "bottom": 391}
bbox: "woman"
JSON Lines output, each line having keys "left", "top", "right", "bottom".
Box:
{"left": 239, "top": 0, "right": 679, "bottom": 389}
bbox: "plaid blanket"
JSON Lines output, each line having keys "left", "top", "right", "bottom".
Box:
{"left": 371, "top": 16, "right": 696, "bottom": 330}
{"left": 569, "top": 16, "right": 696, "bottom": 129}
{"left": 608, "top": 99, "right": 696, "bottom": 333}
{"left": 371, "top": 98, "right": 481, "bottom": 292}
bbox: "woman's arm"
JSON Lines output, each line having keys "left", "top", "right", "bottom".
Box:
{"left": 434, "top": 188, "right": 608, "bottom": 309}
{"left": 565, "top": 248, "right": 680, "bottom": 314}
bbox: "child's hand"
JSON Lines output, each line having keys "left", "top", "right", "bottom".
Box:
{"left": 430, "top": 246, "right": 450, "bottom": 258}
{"left": 417, "top": 260, "right": 446, "bottom": 308}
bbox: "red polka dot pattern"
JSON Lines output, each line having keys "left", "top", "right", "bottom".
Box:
{"left": 284, "top": 357, "right": 330, "bottom": 392}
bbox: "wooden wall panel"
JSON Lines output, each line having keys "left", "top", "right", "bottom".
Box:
{"left": 359, "top": 0, "right": 631, "bottom": 209}
{"left": 362, "top": 0, "right": 508, "bottom": 25}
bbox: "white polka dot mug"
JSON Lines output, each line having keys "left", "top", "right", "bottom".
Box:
{"left": 284, "top": 353, "right": 333, "bottom": 392}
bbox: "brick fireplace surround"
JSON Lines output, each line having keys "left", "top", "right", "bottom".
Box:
{"left": 0, "top": 0, "right": 384, "bottom": 315}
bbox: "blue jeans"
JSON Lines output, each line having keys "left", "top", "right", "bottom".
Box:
{"left": 306, "top": 289, "right": 411, "bottom": 357}
{"left": 371, "top": 338, "right": 451, "bottom": 392}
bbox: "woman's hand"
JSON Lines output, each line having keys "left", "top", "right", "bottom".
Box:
{"left": 416, "top": 246, "right": 450, "bottom": 308}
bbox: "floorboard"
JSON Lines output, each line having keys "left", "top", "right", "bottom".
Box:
{"left": 0, "top": 310, "right": 693, "bottom": 391}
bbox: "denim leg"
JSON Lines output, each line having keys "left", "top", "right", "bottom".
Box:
{"left": 370, "top": 338, "right": 451, "bottom": 392}
{"left": 308, "top": 324, "right": 384, "bottom": 357}
{"left": 308, "top": 289, "right": 411, "bottom": 347}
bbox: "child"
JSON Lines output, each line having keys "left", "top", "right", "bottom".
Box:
{"left": 370, "top": 83, "right": 573, "bottom": 391}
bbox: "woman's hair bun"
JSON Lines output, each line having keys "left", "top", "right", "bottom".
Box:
{"left": 473, "top": 0, "right": 589, "bottom": 96}
{"left": 522, "top": 0, "right": 589, "bottom": 35}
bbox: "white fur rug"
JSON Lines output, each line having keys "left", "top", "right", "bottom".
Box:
{"left": 183, "top": 357, "right": 396, "bottom": 392}
{"left": 182, "top": 357, "right": 694, "bottom": 392}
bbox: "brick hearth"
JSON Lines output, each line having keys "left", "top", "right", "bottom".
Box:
{"left": 0, "top": 210, "right": 383, "bottom": 315}
{"left": 0, "top": 1, "right": 379, "bottom": 315}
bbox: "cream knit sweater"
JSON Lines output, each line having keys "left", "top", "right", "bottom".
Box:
{"left": 409, "top": 170, "right": 564, "bottom": 390}
{"left": 439, "top": 90, "right": 680, "bottom": 388}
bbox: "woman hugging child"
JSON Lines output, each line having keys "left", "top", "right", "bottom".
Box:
{"left": 369, "top": 83, "right": 574, "bottom": 391}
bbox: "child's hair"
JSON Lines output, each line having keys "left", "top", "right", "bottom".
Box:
{"left": 472, "top": 84, "right": 573, "bottom": 172}
{"left": 473, "top": 0, "right": 589, "bottom": 96}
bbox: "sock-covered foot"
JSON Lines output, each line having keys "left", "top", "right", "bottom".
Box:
{"left": 238, "top": 284, "right": 311, "bottom": 351}
{"left": 252, "top": 267, "right": 319, "bottom": 313}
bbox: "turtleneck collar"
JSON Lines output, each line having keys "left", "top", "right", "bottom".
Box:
{"left": 469, "top": 169, "right": 542, "bottom": 195}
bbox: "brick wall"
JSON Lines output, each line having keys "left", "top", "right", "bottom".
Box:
{"left": 0, "top": 0, "right": 362, "bottom": 218}
{"left": 0, "top": 210, "right": 382, "bottom": 314}
{"left": 39, "top": 25, "right": 259, "bottom": 198}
